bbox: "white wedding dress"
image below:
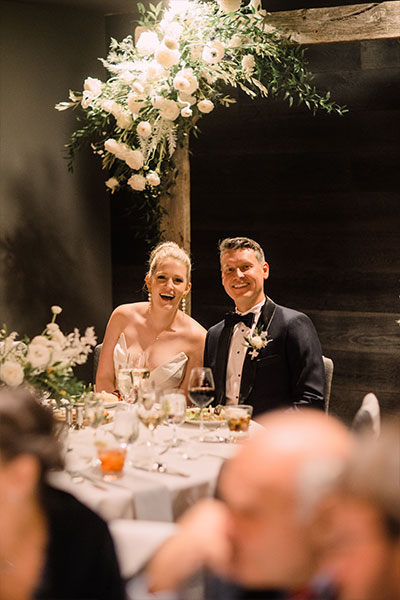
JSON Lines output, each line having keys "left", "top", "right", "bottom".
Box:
{"left": 113, "top": 333, "right": 188, "bottom": 391}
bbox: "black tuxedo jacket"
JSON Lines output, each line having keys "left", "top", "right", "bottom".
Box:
{"left": 204, "top": 297, "right": 325, "bottom": 417}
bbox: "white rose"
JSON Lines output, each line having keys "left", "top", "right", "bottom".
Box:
{"left": 229, "top": 35, "right": 242, "bottom": 48}
{"left": 51, "top": 305, "right": 62, "bottom": 315}
{"left": 178, "top": 92, "right": 196, "bottom": 106}
{"left": 104, "top": 139, "right": 126, "bottom": 160}
{"left": 127, "top": 95, "right": 145, "bottom": 115}
{"left": 145, "top": 61, "right": 165, "bottom": 82}
{"left": 0, "top": 360, "right": 24, "bottom": 386}
{"left": 160, "top": 21, "right": 183, "bottom": 40}
{"left": 46, "top": 323, "right": 60, "bottom": 333}
{"left": 128, "top": 174, "right": 146, "bottom": 191}
{"left": 132, "top": 81, "right": 145, "bottom": 95}
{"left": 218, "top": 0, "right": 241, "bottom": 13}
{"left": 136, "top": 121, "right": 152, "bottom": 138}
{"left": 125, "top": 150, "right": 144, "bottom": 170}
{"left": 105, "top": 177, "right": 119, "bottom": 191}
{"left": 163, "top": 37, "right": 179, "bottom": 51}
{"left": 242, "top": 54, "right": 255, "bottom": 72}
{"left": 115, "top": 109, "right": 132, "bottom": 129}
{"left": 173, "top": 74, "right": 190, "bottom": 92}
{"left": 81, "top": 91, "right": 94, "bottom": 109}
{"left": 27, "top": 344, "right": 51, "bottom": 368}
{"left": 197, "top": 99, "right": 214, "bottom": 114}
{"left": 155, "top": 47, "right": 180, "bottom": 68}
{"left": 181, "top": 106, "right": 192, "bottom": 118}
{"left": 30, "top": 335, "right": 50, "bottom": 346}
{"left": 101, "top": 99, "right": 115, "bottom": 113}
{"left": 158, "top": 99, "right": 180, "bottom": 121}
{"left": 202, "top": 41, "right": 225, "bottom": 64}
{"left": 180, "top": 68, "right": 198, "bottom": 94}
{"left": 146, "top": 172, "right": 161, "bottom": 186}
{"left": 251, "top": 335, "right": 264, "bottom": 349}
{"left": 121, "top": 71, "right": 135, "bottom": 84}
{"left": 136, "top": 31, "right": 159, "bottom": 56}
{"left": 83, "top": 77, "right": 102, "bottom": 96}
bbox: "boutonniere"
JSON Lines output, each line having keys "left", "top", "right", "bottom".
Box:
{"left": 243, "top": 325, "right": 273, "bottom": 360}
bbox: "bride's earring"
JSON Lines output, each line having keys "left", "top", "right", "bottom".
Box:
{"left": 148, "top": 290, "right": 152, "bottom": 305}
{"left": 181, "top": 295, "right": 186, "bottom": 314}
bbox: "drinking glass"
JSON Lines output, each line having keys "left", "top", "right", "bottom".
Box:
{"left": 161, "top": 389, "right": 187, "bottom": 447}
{"left": 84, "top": 393, "right": 105, "bottom": 466}
{"left": 97, "top": 432, "right": 127, "bottom": 481}
{"left": 188, "top": 367, "right": 215, "bottom": 442}
{"left": 224, "top": 404, "right": 253, "bottom": 442}
{"left": 112, "top": 404, "right": 140, "bottom": 465}
{"left": 116, "top": 367, "right": 135, "bottom": 403}
{"left": 131, "top": 352, "right": 150, "bottom": 402}
{"left": 137, "top": 381, "right": 165, "bottom": 464}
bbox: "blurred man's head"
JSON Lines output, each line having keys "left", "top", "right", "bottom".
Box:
{"left": 315, "top": 418, "right": 400, "bottom": 600}
{"left": 218, "top": 410, "right": 353, "bottom": 588}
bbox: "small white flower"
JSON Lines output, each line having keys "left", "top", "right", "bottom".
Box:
{"left": 152, "top": 95, "right": 166, "bottom": 109}
{"left": 30, "top": 335, "right": 49, "bottom": 346}
{"left": 180, "top": 68, "right": 198, "bottom": 94}
{"left": 46, "top": 323, "right": 60, "bottom": 333}
{"left": 127, "top": 95, "right": 145, "bottom": 115}
{"left": 202, "top": 41, "right": 225, "bottom": 64}
{"left": 144, "top": 61, "right": 165, "bottom": 82}
{"left": 197, "top": 99, "right": 214, "bottom": 113}
{"left": 101, "top": 99, "right": 115, "bottom": 113}
{"left": 136, "top": 31, "right": 159, "bottom": 56}
{"left": 242, "top": 54, "right": 255, "bottom": 72}
{"left": 158, "top": 99, "right": 180, "bottom": 121}
{"left": 136, "top": 121, "right": 152, "bottom": 138}
{"left": 229, "top": 35, "right": 243, "bottom": 48}
{"left": 146, "top": 172, "right": 161, "bottom": 186}
{"left": 181, "top": 106, "right": 192, "bottom": 118}
{"left": 250, "top": 335, "right": 264, "bottom": 349}
{"left": 125, "top": 150, "right": 144, "bottom": 170}
{"left": 155, "top": 47, "right": 180, "bottom": 68}
{"left": 104, "top": 139, "right": 128, "bottom": 160}
{"left": 27, "top": 344, "right": 51, "bottom": 368}
{"left": 105, "top": 177, "right": 119, "bottom": 191}
{"left": 218, "top": 0, "right": 242, "bottom": 13}
{"left": 51, "top": 305, "right": 62, "bottom": 315}
{"left": 178, "top": 92, "right": 197, "bottom": 106}
{"left": 0, "top": 360, "right": 24, "bottom": 386}
{"left": 190, "top": 45, "right": 203, "bottom": 61}
{"left": 128, "top": 174, "right": 146, "bottom": 191}
{"left": 132, "top": 81, "right": 145, "bottom": 95}
{"left": 83, "top": 77, "right": 102, "bottom": 96}
{"left": 173, "top": 75, "right": 190, "bottom": 92}
{"left": 160, "top": 21, "right": 183, "bottom": 40}
{"left": 81, "top": 91, "right": 94, "bottom": 109}
{"left": 115, "top": 109, "right": 132, "bottom": 129}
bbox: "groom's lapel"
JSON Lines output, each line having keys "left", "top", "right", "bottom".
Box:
{"left": 214, "top": 322, "right": 234, "bottom": 405}
{"left": 239, "top": 297, "right": 277, "bottom": 403}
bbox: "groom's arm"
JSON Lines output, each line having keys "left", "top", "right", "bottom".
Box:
{"left": 286, "top": 313, "right": 325, "bottom": 410}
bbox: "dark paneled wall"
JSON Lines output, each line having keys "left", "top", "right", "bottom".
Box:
{"left": 0, "top": 1, "right": 112, "bottom": 380}
{"left": 190, "top": 39, "right": 400, "bottom": 423}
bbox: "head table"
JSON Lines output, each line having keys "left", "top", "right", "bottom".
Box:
{"left": 48, "top": 416, "right": 257, "bottom": 524}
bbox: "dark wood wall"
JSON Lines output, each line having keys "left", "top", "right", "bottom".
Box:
{"left": 190, "top": 38, "right": 400, "bottom": 424}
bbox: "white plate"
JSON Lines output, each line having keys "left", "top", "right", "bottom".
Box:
{"left": 184, "top": 418, "right": 226, "bottom": 427}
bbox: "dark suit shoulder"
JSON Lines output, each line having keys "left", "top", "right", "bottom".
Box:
{"left": 207, "top": 319, "right": 225, "bottom": 337}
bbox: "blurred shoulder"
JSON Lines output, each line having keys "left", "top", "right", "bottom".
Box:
{"left": 110, "top": 302, "right": 147, "bottom": 322}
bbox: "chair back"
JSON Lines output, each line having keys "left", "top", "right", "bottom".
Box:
{"left": 93, "top": 343, "right": 103, "bottom": 384}
{"left": 352, "top": 392, "right": 381, "bottom": 438}
{"left": 322, "top": 355, "right": 334, "bottom": 413}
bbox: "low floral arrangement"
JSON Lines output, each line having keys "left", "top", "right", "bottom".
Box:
{"left": 56, "top": 0, "right": 346, "bottom": 243}
{"left": 243, "top": 325, "right": 273, "bottom": 359}
{"left": 0, "top": 306, "right": 97, "bottom": 405}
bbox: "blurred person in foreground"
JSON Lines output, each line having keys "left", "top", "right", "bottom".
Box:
{"left": 0, "top": 386, "right": 125, "bottom": 600}
{"left": 140, "top": 409, "right": 353, "bottom": 600}
{"left": 313, "top": 417, "right": 400, "bottom": 600}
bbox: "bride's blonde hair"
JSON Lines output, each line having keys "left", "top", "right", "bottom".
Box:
{"left": 147, "top": 241, "right": 191, "bottom": 282}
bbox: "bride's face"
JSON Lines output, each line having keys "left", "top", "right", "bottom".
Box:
{"left": 147, "top": 257, "right": 191, "bottom": 311}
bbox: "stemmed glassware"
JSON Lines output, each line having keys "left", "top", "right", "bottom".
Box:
{"left": 112, "top": 404, "right": 140, "bottom": 465}
{"left": 161, "top": 388, "right": 187, "bottom": 448}
{"left": 137, "top": 380, "right": 165, "bottom": 465}
{"left": 84, "top": 392, "right": 105, "bottom": 466}
{"left": 116, "top": 367, "right": 135, "bottom": 403}
{"left": 188, "top": 367, "right": 215, "bottom": 442}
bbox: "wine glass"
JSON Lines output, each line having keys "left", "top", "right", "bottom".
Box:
{"left": 188, "top": 367, "right": 215, "bottom": 442}
{"left": 131, "top": 352, "right": 151, "bottom": 402}
{"left": 160, "top": 388, "right": 187, "bottom": 448}
{"left": 116, "top": 367, "right": 135, "bottom": 403}
{"left": 137, "top": 381, "right": 165, "bottom": 465}
{"left": 84, "top": 393, "right": 105, "bottom": 466}
{"left": 112, "top": 404, "right": 140, "bottom": 465}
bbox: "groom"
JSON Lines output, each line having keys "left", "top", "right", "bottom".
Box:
{"left": 204, "top": 237, "right": 325, "bottom": 417}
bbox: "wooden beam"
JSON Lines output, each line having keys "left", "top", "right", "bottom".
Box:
{"left": 264, "top": 1, "right": 400, "bottom": 44}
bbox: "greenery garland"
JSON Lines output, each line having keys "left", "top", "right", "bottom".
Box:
{"left": 56, "top": 0, "right": 347, "bottom": 245}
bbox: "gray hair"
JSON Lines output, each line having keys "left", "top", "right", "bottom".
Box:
{"left": 219, "top": 237, "right": 265, "bottom": 264}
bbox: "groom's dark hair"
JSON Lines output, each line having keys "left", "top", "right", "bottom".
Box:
{"left": 219, "top": 237, "right": 265, "bottom": 264}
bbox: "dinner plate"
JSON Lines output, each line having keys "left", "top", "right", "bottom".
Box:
{"left": 185, "top": 408, "right": 226, "bottom": 427}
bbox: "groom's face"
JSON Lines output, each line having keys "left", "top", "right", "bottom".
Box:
{"left": 220, "top": 248, "right": 269, "bottom": 311}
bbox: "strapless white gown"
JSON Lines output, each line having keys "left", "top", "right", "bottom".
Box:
{"left": 113, "top": 333, "right": 188, "bottom": 391}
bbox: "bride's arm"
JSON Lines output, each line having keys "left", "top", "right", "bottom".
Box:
{"left": 95, "top": 308, "right": 126, "bottom": 393}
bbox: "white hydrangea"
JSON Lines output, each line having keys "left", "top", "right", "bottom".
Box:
{"left": 158, "top": 99, "right": 180, "bottom": 121}
{"left": 146, "top": 172, "right": 161, "bottom": 186}
{"left": 136, "top": 31, "right": 159, "bottom": 56}
{"left": 0, "top": 360, "right": 24, "bottom": 386}
{"left": 136, "top": 121, "right": 152, "bottom": 138}
{"left": 197, "top": 99, "right": 214, "bottom": 113}
{"left": 128, "top": 174, "right": 146, "bottom": 191}
{"left": 202, "top": 41, "right": 225, "bottom": 64}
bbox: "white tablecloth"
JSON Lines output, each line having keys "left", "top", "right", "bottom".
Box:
{"left": 49, "top": 420, "right": 242, "bottom": 523}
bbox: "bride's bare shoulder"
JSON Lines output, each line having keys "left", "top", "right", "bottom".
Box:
{"left": 111, "top": 302, "right": 148, "bottom": 321}
{"left": 183, "top": 314, "right": 207, "bottom": 341}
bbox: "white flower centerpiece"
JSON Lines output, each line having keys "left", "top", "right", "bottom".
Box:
{"left": 56, "top": 0, "right": 346, "bottom": 242}
{"left": 0, "top": 306, "right": 97, "bottom": 406}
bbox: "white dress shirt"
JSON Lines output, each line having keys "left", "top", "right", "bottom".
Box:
{"left": 225, "top": 299, "right": 265, "bottom": 405}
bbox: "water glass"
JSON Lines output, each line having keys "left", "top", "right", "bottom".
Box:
{"left": 161, "top": 389, "right": 187, "bottom": 447}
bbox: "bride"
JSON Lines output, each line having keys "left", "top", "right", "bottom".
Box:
{"left": 96, "top": 241, "right": 206, "bottom": 393}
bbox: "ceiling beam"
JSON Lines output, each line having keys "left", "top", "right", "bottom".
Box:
{"left": 264, "top": 1, "right": 400, "bottom": 44}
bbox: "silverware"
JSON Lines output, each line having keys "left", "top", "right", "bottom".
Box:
{"left": 133, "top": 462, "right": 190, "bottom": 478}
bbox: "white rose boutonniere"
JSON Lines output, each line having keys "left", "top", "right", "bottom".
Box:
{"left": 243, "top": 326, "right": 273, "bottom": 360}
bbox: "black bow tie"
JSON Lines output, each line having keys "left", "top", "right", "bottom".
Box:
{"left": 225, "top": 311, "right": 254, "bottom": 328}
